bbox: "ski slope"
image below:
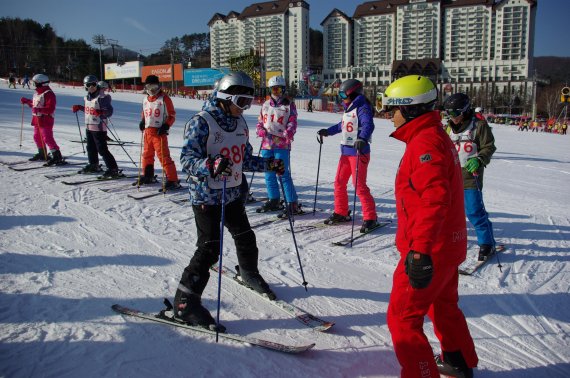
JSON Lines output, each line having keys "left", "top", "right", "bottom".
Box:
{"left": 0, "top": 84, "right": 569, "bottom": 377}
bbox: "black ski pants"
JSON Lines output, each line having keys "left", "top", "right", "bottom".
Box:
{"left": 86, "top": 130, "right": 118, "bottom": 170}
{"left": 180, "top": 199, "right": 259, "bottom": 294}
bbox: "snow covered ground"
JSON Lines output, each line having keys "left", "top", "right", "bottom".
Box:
{"left": 0, "top": 84, "right": 569, "bottom": 378}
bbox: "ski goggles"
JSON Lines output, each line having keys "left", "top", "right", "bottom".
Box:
{"left": 270, "top": 86, "right": 283, "bottom": 95}
{"left": 216, "top": 91, "right": 254, "bottom": 110}
{"left": 445, "top": 109, "right": 464, "bottom": 118}
{"left": 85, "top": 82, "right": 97, "bottom": 88}
{"left": 145, "top": 84, "right": 160, "bottom": 93}
{"left": 339, "top": 90, "right": 348, "bottom": 99}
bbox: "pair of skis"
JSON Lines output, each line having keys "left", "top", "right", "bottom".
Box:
{"left": 113, "top": 266, "right": 333, "bottom": 354}
{"left": 459, "top": 244, "right": 506, "bottom": 276}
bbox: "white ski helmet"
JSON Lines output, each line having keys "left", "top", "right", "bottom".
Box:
{"left": 268, "top": 75, "right": 286, "bottom": 88}
{"left": 475, "top": 107, "right": 482, "bottom": 113}
{"left": 32, "top": 74, "right": 50, "bottom": 86}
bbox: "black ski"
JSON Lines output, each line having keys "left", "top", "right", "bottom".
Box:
{"left": 331, "top": 220, "right": 392, "bottom": 246}
{"left": 8, "top": 161, "right": 81, "bottom": 171}
{"left": 127, "top": 185, "right": 187, "bottom": 200}
{"left": 211, "top": 265, "right": 334, "bottom": 332}
{"left": 61, "top": 174, "right": 137, "bottom": 186}
{"left": 459, "top": 244, "right": 506, "bottom": 276}
{"left": 72, "top": 140, "right": 136, "bottom": 146}
{"left": 111, "top": 304, "right": 315, "bottom": 354}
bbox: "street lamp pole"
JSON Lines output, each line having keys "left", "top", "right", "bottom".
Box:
{"left": 92, "top": 34, "right": 106, "bottom": 80}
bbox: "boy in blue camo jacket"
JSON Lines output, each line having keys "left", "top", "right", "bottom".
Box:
{"left": 173, "top": 72, "right": 285, "bottom": 332}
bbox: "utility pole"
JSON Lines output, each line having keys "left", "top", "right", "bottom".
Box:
{"left": 170, "top": 49, "right": 175, "bottom": 93}
{"left": 92, "top": 34, "right": 106, "bottom": 80}
{"left": 531, "top": 69, "right": 537, "bottom": 120}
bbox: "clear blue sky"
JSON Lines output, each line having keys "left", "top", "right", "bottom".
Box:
{"left": 3, "top": 0, "right": 568, "bottom": 57}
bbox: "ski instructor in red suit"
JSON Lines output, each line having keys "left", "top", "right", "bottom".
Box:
{"left": 382, "top": 75, "right": 478, "bottom": 378}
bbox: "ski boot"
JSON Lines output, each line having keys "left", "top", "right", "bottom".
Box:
{"left": 78, "top": 164, "right": 103, "bottom": 174}
{"left": 277, "top": 202, "right": 303, "bottom": 219}
{"left": 173, "top": 289, "right": 225, "bottom": 332}
{"left": 256, "top": 198, "right": 284, "bottom": 213}
{"left": 238, "top": 267, "right": 276, "bottom": 300}
{"left": 133, "top": 165, "right": 157, "bottom": 186}
{"left": 44, "top": 150, "right": 66, "bottom": 166}
{"left": 29, "top": 148, "right": 48, "bottom": 161}
{"left": 163, "top": 180, "right": 182, "bottom": 190}
{"left": 101, "top": 169, "right": 124, "bottom": 179}
{"left": 435, "top": 351, "right": 474, "bottom": 378}
{"left": 324, "top": 211, "right": 351, "bottom": 225}
{"left": 478, "top": 244, "right": 495, "bottom": 262}
{"left": 360, "top": 218, "right": 379, "bottom": 233}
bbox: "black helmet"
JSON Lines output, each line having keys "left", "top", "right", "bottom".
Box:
{"left": 145, "top": 75, "right": 160, "bottom": 85}
{"left": 339, "top": 79, "right": 363, "bottom": 100}
{"left": 83, "top": 75, "right": 99, "bottom": 90}
{"left": 443, "top": 93, "right": 471, "bottom": 118}
{"left": 444, "top": 93, "right": 473, "bottom": 132}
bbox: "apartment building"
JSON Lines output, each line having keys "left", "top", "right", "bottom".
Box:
{"left": 208, "top": 0, "right": 309, "bottom": 86}
{"left": 321, "top": 0, "right": 537, "bottom": 100}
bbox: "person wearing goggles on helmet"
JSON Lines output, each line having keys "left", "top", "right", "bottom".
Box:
{"left": 444, "top": 93, "right": 497, "bottom": 263}
{"left": 137, "top": 75, "right": 180, "bottom": 189}
{"left": 316, "top": 78, "right": 378, "bottom": 233}
{"left": 20, "top": 73, "right": 65, "bottom": 165}
{"left": 173, "top": 71, "right": 285, "bottom": 331}
{"left": 382, "top": 75, "right": 478, "bottom": 378}
{"left": 71, "top": 75, "right": 121, "bottom": 178}
{"left": 255, "top": 75, "right": 300, "bottom": 217}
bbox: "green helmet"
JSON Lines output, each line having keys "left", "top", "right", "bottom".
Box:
{"left": 382, "top": 75, "right": 437, "bottom": 121}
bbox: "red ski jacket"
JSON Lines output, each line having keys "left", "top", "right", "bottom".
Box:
{"left": 390, "top": 111, "right": 467, "bottom": 266}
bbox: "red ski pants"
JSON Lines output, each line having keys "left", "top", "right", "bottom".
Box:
{"left": 142, "top": 128, "right": 178, "bottom": 181}
{"left": 387, "top": 258, "right": 478, "bottom": 378}
{"left": 334, "top": 154, "right": 377, "bottom": 220}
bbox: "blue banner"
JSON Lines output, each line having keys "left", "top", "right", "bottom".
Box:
{"left": 183, "top": 68, "right": 230, "bottom": 87}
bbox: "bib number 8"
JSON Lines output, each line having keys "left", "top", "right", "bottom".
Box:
{"left": 220, "top": 144, "right": 246, "bottom": 164}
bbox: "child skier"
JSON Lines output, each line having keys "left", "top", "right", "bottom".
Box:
{"left": 174, "top": 71, "right": 285, "bottom": 331}
{"left": 72, "top": 75, "right": 121, "bottom": 177}
{"left": 255, "top": 75, "right": 300, "bottom": 216}
{"left": 317, "top": 79, "right": 378, "bottom": 232}
{"left": 20, "top": 74, "right": 65, "bottom": 165}
{"left": 137, "top": 75, "right": 179, "bottom": 189}
{"left": 444, "top": 92, "right": 497, "bottom": 261}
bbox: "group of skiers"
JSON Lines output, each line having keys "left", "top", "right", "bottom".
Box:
{"left": 517, "top": 119, "right": 568, "bottom": 134}
{"left": 16, "top": 69, "right": 500, "bottom": 377}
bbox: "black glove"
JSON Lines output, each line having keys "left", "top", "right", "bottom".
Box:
{"left": 317, "top": 129, "right": 329, "bottom": 137}
{"left": 353, "top": 139, "right": 368, "bottom": 153}
{"left": 158, "top": 123, "right": 169, "bottom": 135}
{"left": 209, "top": 156, "right": 232, "bottom": 178}
{"left": 404, "top": 251, "right": 433, "bottom": 289}
{"left": 139, "top": 119, "right": 145, "bottom": 131}
{"left": 267, "top": 158, "right": 285, "bottom": 176}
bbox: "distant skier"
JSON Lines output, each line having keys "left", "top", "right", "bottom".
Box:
{"left": 307, "top": 97, "right": 313, "bottom": 112}
{"left": 255, "top": 75, "right": 300, "bottom": 216}
{"left": 383, "top": 75, "right": 478, "bottom": 378}
{"left": 317, "top": 78, "right": 378, "bottom": 233}
{"left": 20, "top": 74, "right": 65, "bottom": 165}
{"left": 22, "top": 74, "right": 30, "bottom": 89}
{"left": 173, "top": 71, "right": 285, "bottom": 331}
{"left": 444, "top": 92, "right": 497, "bottom": 261}
{"left": 72, "top": 75, "right": 121, "bottom": 177}
{"left": 137, "top": 75, "right": 180, "bottom": 188}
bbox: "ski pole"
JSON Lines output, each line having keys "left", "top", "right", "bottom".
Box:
{"left": 106, "top": 117, "right": 122, "bottom": 142}
{"left": 106, "top": 119, "right": 137, "bottom": 167}
{"left": 279, "top": 175, "right": 308, "bottom": 291}
{"left": 350, "top": 153, "right": 361, "bottom": 248}
{"left": 215, "top": 176, "right": 227, "bottom": 342}
{"left": 247, "top": 141, "right": 263, "bottom": 200}
{"left": 75, "top": 112, "right": 85, "bottom": 154}
{"left": 473, "top": 172, "right": 502, "bottom": 271}
{"left": 312, "top": 134, "right": 324, "bottom": 215}
{"left": 136, "top": 130, "right": 144, "bottom": 189}
{"left": 19, "top": 104, "right": 24, "bottom": 148}
{"left": 160, "top": 136, "right": 166, "bottom": 194}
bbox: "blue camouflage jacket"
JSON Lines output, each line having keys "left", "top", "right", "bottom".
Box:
{"left": 181, "top": 100, "right": 268, "bottom": 205}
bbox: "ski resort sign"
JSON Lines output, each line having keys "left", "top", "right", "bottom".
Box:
{"left": 184, "top": 68, "right": 230, "bottom": 87}
{"left": 104, "top": 61, "right": 143, "bottom": 80}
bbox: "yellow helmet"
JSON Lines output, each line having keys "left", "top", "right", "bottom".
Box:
{"left": 380, "top": 75, "right": 438, "bottom": 121}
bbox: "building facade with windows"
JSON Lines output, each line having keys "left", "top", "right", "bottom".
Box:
{"left": 208, "top": 0, "right": 309, "bottom": 87}
{"left": 321, "top": 0, "right": 537, "bottom": 107}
